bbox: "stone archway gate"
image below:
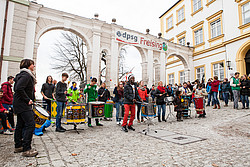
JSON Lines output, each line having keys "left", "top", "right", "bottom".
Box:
{"left": 1, "top": 1, "right": 194, "bottom": 89}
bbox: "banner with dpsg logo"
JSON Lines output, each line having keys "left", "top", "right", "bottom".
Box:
{"left": 115, "top": 30, "right": 168, "bottom": 51}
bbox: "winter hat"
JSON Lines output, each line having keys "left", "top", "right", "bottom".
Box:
{"left": 128, "top": 74, "right": 134, "bottom": 80}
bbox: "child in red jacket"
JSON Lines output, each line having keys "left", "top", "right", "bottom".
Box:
{"left": 0, "top": 89, "right": 13, "bottom": 135}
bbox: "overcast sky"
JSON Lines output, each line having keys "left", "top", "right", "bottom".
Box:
{"left": 35, "top": 0, "right": 177, "bottom": 98}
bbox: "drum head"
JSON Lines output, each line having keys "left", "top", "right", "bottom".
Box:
{"left": 35, "top": 106, "right": 49, "bottom": 117}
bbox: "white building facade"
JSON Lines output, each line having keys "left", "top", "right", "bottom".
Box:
{"left": 0, "top": 0, "right": 194, "bottom": 89}
{"left": 160, "top": 0, "right": 250, "bottom": 84}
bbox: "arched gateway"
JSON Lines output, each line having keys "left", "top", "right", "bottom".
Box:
{"left": 1, "top": 1, "right": 194, "bottom": 89}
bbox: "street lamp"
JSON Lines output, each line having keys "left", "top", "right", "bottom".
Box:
{"left": 226, "top": 60, "right": 232, "bottom": 70}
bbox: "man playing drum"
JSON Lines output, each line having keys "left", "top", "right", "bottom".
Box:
{"left": 121, "top": 74, "right": 142, "bottom": 132}
{"left": 13, "top": 59, "right": 37, "bottom": 157}
{"left": 55, "top": 73, "right": 69, "bottom": 132}
{"left": 84, "top": 78, "right": 103, "bottom": 127}
{"left": 67, "top": 82, "right": 79, "bottom": 104}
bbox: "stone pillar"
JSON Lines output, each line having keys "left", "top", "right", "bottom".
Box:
{"left": 110, "top": 35, "right": 119, "bottom": 90}
{"left": 160, "top": 52, "right": 166, "bottom": 85}
{"left": 24, "top": 5, "right": 40, "bottom": 59}
{"left": 188, "top": 55, "right": 194, "bottom": 81}
{"left": 147, "top": 50, "right": 153, "bottom": 86}
{"left": 91, "top": 31, "right": 101, "bottom": 80}
{"left": 86, "top": 50, "right": 93, "bottom": 83}
{"left": 155, "top": 63, "right": 161, "bottom": 83}
{"left": 33, "top": 42, "right": 39, "bottom": 74}
{"left": 105, "top": 54, "right": 111, "bottom": 89}
{"left": 141, "top": 62, "right": 148, "bottom": 84}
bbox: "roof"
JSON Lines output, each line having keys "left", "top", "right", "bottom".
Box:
{"left": 159, "top": 0, "right": 182, "bottom": 18}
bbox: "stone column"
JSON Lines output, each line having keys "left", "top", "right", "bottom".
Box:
{"left": 141, "top": 62, "right": 148, "bottom": 84}
{"left": 86, "top": 50, "right": 93, "bottom": 83}
{"left": 110, "top": 35, "right": 119, "bottom": 90}
{"left": 188, "top": 55, "right": 194, "bottom": 81}
{"left": 155, "top": 63, "right": 161, "bottom": 83}
{"left": 105, "top": 54, "right": 111, "bottom": 88}
{"left": 24, "top": 4, "right": 40, "bottom": 59}
{"left": 91, "top": 31, "right": 101, "bottom": 80}
{"left": 160, "top": 52, "right": 166, "bottom": 85}
{"left": 147, "top": 50, "right": 153, "bottom": 86}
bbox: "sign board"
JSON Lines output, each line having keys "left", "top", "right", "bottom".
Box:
{"left": 115, "top": 30, "right": 168, "bottom": 51}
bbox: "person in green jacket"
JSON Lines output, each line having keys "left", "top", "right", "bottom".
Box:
{"left": 84, "top": 78, "right": 103, "bottom": 127}
{"left": 67, "top": 82, "right": 79, "bottom": 104}
{"left": 230, "top": 72, "right": 241, "bottom": 109}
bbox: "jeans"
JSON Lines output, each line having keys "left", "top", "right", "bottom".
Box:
{"left": 56, "top": 101, "right": 65, "bottom": 128}
{"left": 241, "top": 95, "right": 249, "bottom": 108}
{"left": 207, "top": 93, "right": 214, "bottom": 106}
{"left": 157, "top": 104, "right": 166, "bottom": 120}
{"left": 232, "top": 90, "right": 240, "bottom": 109}
{"left": 222, "top": 92, "right": 229, "bottom": 105}
{"left": 115, "top": 101, "right": 122, "bottom": 122}
{"left": 2, "top": 104, "right": 15, "bottom": 128}
{"left": 14, "top": 110, "right": 35, "bottom": 151}
{"left": 122, "top": 104, "right": 135, "bottom": 127}
{"left": 212, "top": 92, "right": 220, "bottom": 105}
{"left": 151, "top": 95, "right": 155, "bottom": 102}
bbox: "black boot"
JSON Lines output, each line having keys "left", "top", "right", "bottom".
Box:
{"left": 96, "top": 119, "right": 103, "bottom": 126}
{"left": 121, "top": 126, "right": 128, "bottom": 132}
{"left": 158, "top": 116, "right": 161, "bottom": 122}
{"left": 162, "top": 115, "right": 166, "bottom": 122}
{"left": 128, "top": 126, "right": 135, "bottom": 131}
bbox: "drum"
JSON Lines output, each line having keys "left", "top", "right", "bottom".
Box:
{"left": 33, "top": 106, "right": 49, "bottom": 128}
{"left": 51, "top": 100, "right": 65, "bottom": 118}
{"left": 104, "top": 103, "right": 113, "bottom": 118}
{"left": 141, "top": 103, "right": 156, "bottom": 117}
{"left": 164, "top": 96, "right": 174, "bottom": 104}
{"left": 118, "top": 104, "right": 131, "bottom": 119}
{"left": 88, "top": 101, "right": 105, "bottom": 118}
{"left": 194, "top": 97, "right": 204, "bottom": 114}
{"left": 181, "top": 96, "right": 190, "bottom": 109}
{"left": 66, "top": 104, "right": 86, "bottom": 123}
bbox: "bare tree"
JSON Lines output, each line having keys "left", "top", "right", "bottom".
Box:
{"left": 51, "top": 32, "right": 87, "bottom": 82}
{"left": 119, "top": 47, "right": 134, "bottom": 80}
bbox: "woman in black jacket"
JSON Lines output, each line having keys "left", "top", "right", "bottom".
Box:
{"left": 240, "top": 75, "right": 250, "bottom": 109}
{"left": 113, "top": 82, "right": 124, "bottom": 124}
{"left": 98, "top": 83, "right": 110, "bottom": 102}
{"left": 154, "top": 81, "right": 167, "bottom": 122}
{"left": 13, "top": 59, "right": 38, "bottom": 157}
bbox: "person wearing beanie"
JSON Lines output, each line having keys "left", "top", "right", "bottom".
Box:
{"left": 121, "top": 74, "right": 142, "bottom": 132}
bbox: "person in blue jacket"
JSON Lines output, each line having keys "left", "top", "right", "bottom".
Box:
{"left": 206, "top": 78, "right": 213, "bottom": 106}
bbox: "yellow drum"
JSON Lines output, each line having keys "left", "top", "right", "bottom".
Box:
{"left": 33, "top": 106, "right": 49, "bottom": 128}
{"left": 66, "top": 104, "right": 86, "bottom": 123}
{"left": 51, "top": 100, "right": 65, "bottom": 118}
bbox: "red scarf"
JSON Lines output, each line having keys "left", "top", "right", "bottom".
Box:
{"left": 157, "top": 86, "right": 165, "bottom": 93}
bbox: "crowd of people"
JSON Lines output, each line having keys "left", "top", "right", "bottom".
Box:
{"left": 0, "top": 58, "right": 249, "bottom": 157}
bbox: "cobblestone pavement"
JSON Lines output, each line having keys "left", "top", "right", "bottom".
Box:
{"left": 0, "top": 102, "right": 249, "bottom": 167}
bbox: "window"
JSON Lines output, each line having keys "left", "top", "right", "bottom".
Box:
{"left": 213, "top": 62, "right": 224, "bottom": 80}
{"left": 194, "top": 28, "right": 203, "bottom": 45}
{"left": 179, "top": 37, "right": 185, "bottom": 46}
{"left": 178, "top": 7, "right": 185, "bottom": 22}
{"left": 242, "top": 2, "right": 250, "bottom": 25}
{"left": 193, "top": 0, "right": 202, "bottom": 12}
{"left": 210, "top": 19, "right": 221, "bottom": 38}
{"left": 168, "top": 74, "right": 174, "bottom": 85}
{"left": 179, "top": 71, "right": 185, "bottom": 84}
{"left": 167, "top": 16, "right": 173, "bottom": 29}
{"left": 196, "top": 66, "right": 205, "bottom": 81}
